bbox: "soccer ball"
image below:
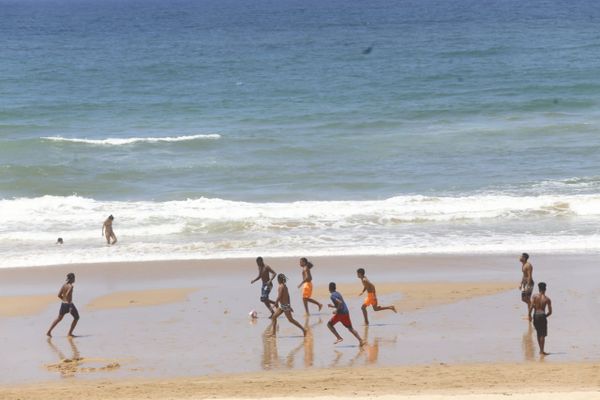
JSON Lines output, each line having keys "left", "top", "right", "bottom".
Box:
{"left": 249, "top": 310, "right": 258, "bottom": 319}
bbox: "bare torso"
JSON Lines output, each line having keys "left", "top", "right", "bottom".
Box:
{"left": 302, "top": 266, "right": 312, "bottom": 283}
{"left": 521, "top": 262, "right": 533, "bottom": 287}
{"left": 531, "top": 293, "right": 551, "bottom": 314}
{"left": 60, "top": 283, "right": 74, "bottom": 304}
{"left": 362, "top": 277, "right": 376, "bottom": 294}
{"left": 259, "top": 265, "right": 273, "bottom": 284}
{"left": 278, "top": 284, "right": 291, "bottom": 305}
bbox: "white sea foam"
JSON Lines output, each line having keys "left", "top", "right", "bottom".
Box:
{"left": 2, "top": 193, "right": 600, "bottom": 268}
{"left": 41, "top": 134, "right": 221, "bottom": 145}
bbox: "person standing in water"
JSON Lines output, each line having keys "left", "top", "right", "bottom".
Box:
{"left": 297, "top": 257, "right": 323, "bottom": 315}
{"left": 529, "top": 282, "right": 552, "bottom": 355}
{"left": 519, "top": 253, "right": 534, "bottom": 317}
{"left": 251, "top": 256, "right": 277, "bottom": 317}
{"left": 357, "top": 268, "right": 396, "bottom": 325}
{"left": 102, "top": 215, "right": 117, "bottom": 245}
{"left": 46, "top": 273, "right": 80, "bottom": 337}
{"left": 271, "top": 274, "right": 306, "bottom": 337}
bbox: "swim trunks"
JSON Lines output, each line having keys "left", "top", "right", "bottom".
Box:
{"left": 521, "top": 281, "right": 534, "bottom": 300}
{"left": 260, "top": 282, "right": 272, "bottom": 302}
{"left": 302, "top": 282, "right": 313, "bottom": 299}
{"left": 59, "top": 303, "right": 79, "bottom": 319}
{"left": 364, "top": 292, "right": 378, "bottom": 307}
{"left": 279, "top": 303, "right": 292, "bottom": 312}
{"left": 533, "top": 312, "right": 547, "bottom": 337}
{"left": 330, "top": 313, "right": 352, "bottom": 328}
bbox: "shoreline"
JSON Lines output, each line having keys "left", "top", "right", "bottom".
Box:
{"left": 2, "top": 362, "right": 600, "bottom": 399}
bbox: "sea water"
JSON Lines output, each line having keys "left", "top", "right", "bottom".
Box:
{"left": 2, "top": 0, "right": 600, "bottom": 267}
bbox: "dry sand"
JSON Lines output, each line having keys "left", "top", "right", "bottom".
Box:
{"left": 86, "top": 288, "right": 198, "bottom": 310}
{"left": 2, "top": 362, "right": 600, "bottom": 399}
{"left": 0, "top": 294, "right": 57, "bottom": 317}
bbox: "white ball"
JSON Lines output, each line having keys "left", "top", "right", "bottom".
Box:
{"left": 249, "top": 310, "right": 258, "bottom": 319}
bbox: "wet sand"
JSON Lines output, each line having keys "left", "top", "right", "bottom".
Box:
{"left": 1, "top": 254, "right": 600, "bottom": 398}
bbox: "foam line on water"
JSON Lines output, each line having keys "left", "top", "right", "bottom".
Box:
{"left": 40, "top": 134, "right": 221, "bottom": 145}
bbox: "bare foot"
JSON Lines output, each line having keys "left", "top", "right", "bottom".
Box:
{"left": 359, "top": 340, "right": 366, "bottom": 347}
{"left": 391, "top": 306, "right": 397, "bottom": 313}
{"left": 46, "top": 332, "right": 52, "bottom": 338}
{"left": 541, "top": 351, "right": 550, "bottom": 356}
{"left": 302, "top": 328, "right": 307, "bottom": 337}
{"left": 334, "top": 338, "right": 343, "bottom": 344}
{"left": 68, "top": 334, "right": 77, "bottom": 338}
{"left": 318, "top": 303, "right": 323, "bottom": 312}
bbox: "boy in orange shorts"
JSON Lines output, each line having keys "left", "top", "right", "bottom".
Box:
{"left": 357, "top": 268, "right": 396, "bottom": 325}
{"left": 297, "top": 257, "right": 323, "bottom": 315}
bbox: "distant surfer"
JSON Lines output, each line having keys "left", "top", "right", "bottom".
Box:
{"left": 46, "top": 273, "right": 79, "bottom": 337}
{"left": 102, "top": 215, "right": 117, "bottom": 245}
{"left": 56, "top": 238, "right": 63, "bottom": 245}
{"left": 519, "top": 253, "right": 534, "bottom": 318}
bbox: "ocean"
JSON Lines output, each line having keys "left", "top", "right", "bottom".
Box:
{"left": 2, "top": 0, "right": 600, "bottom": 268}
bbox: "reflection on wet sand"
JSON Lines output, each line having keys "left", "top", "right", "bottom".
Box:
{"left": 350, "top": 326, "right": 398, "bottom": 366}
{"left": 262, "top": 316, "right": 322, "bottom": 370}
{"left": 45, "top": 337, "right": 121, "bottom": 377}
{"left": 522, "top": 324, "right": 535, "bottom": 361}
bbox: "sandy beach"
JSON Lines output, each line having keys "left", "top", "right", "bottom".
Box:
{"left": 1, "top": 254, "right": 600, "bottom": 399}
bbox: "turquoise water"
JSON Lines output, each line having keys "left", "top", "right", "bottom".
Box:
{"left": 2, "top": 0, "right": 600, "bottom": 267}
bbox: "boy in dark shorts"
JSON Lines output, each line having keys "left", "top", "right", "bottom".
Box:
{"left": 327, "top": 282, "right": 364, "bottom": 346}
{"left": 251, "top": 256, "right": 277, "bottom": 317}
{"left": 46, "top": 273, "right": 79, "bottom": 337}
{"left": 528, "top": 282, "right": 552, "bottom": 355}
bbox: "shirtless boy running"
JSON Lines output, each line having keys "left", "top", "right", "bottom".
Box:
{"left": 357, "top": 268, "right": 396, "bottom": 325}
{"left": 529, "top": 282, "right": 552, "bottom": 355}
{"left": 46, "top": 273, "right": 80, "bottom": 337}
{"left": 297, "top": 257, "right": 323, "bottom": 315}
{"left": 251, "top": 257, "right": 277, "bottom": 317}
{"left": 271, "top": 274, "right": 306, "bottom": 337}
{"left": 102, "top": 215, "right": 117, "bottom": 245}
{"left": 519, "top": 253, "right": 534, "bottom": 316}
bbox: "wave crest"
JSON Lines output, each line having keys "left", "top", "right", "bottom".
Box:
{"left": 41, "top": 134, "right": 221, "bottom": 145}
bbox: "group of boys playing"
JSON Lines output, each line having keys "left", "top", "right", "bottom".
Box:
{"left": 251, "top": 256, "right": 396, "bottom": 346}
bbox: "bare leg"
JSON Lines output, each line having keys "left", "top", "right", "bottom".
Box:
{"left": 373, "top": 305, "right": 397, "bottom": 313}
{"left": 327, "top": 321, "right": 343, "bottom": 343}
{"left": 361, "top": 305, "right": 369, "bottom": 325}
{"left": 306, "top": 298, "right": 322, "bottom": 312}
{"left": 285, "top": 311, "right": 307, "bottom": 336}
{"left": 46, "top": 314, "right": 64, "bottom": 337}
{"left": 538, "top": 336, "right": 549, "bottom": 355}
{"left": 111, "top": 233, "right": 117, "bottom": 245}
{"left": 262, "top": 300, "right": 275, "bottom": 317}
{"left": 303, "top": 298, "right": 309, "bottom": 315}
{"left": 68, "top": 317, "right": 79, "bottom": 337}
{"left": 271, "top": 308, "right": 283, "bottom": 336}
{"left": 348, "top": 326, "right": 365, "bottom": 346}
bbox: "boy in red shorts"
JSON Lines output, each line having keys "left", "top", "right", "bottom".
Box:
{"left": 327, "top": 282, "right": 364, "bottom": 346}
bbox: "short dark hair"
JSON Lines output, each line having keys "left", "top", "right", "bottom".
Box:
{"left": 538, "top": 282, "right": 546, "bottom": 291}
{"left": 522, "top": 253, "right": 529, "bottom": 260}
{"left": 277, "top": 273, "right": 286, "bottom": 283}
{"left": 329, "top": 282, "right": 336, "bottom": 291}
{"left": 256, "top": 256, "right": 263, "bottom": 264}
{"left": 66, "top": 273, "right": 75, "bottom": 282}
{"left": 357, "top": 268, "right": 365, "bottom": 275}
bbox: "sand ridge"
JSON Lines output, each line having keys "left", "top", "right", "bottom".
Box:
{"left": 86, "top": 288, "right": 199, "bottom": 310}
{"left": 0, "top": 294, "right": 57, "bottom": 317}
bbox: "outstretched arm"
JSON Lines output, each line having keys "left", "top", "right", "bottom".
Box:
{"left": 546, "top": 299, "right": 552, "bottom": 318}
